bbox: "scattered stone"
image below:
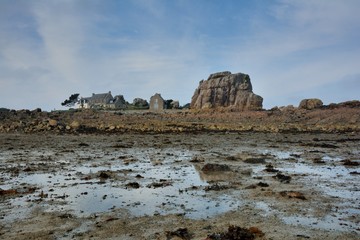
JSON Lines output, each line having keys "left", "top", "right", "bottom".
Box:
{"left": 248, "top": 227, "right": 264, "bottom": 237}
{"left": 264, "top": 164, "right": 279, "bottom": 172}
{"left": 23, "top": 166, "right": 32, "bottom": 172}
{"left": 273, "top": 173, "right": 292, "bottom": 183}
{"left": 58, "top": 213, "right": 74, "bottom": 219}
{"left": 166, "top": 228, "right": 192, "bottom": 240}
{"left": 190, "top": 155, "right": 205, "bottom": 163}
{"left": 99, "top": 171, "right": 111, "bottom": 179}
{"left": 280, "top": 191, "right": 306, "bottom": 200}
{"left": 303, "top": 143, "right": 338, "bottom": 149}
{"left": 0, "top": 187, "right": 36, "bottom": 196}
{"left": 257, "top": 182, "right": 269, "bottom": 187}
{"left": 244, "top": 184, "right": 257, "bottom": 190}
{"left": 244, "top": 158, "right": 266, "bottom": 164}
{"left": 207, "top": 225, "right": 255, "bottom": 240}
{"left": 79, "top": 142, "right": 89, "bottom": 147}
{"left": 341, "top": 159, "right": 359, "bottom": 166}
{"left": 202, "top": 163, "right": 231, "bottom": 172}
{"left": 0, "top": 189, "right": 17, "bottom": 196}
{"left": 126, "top": 182, "right": 140, "bottom": 189}
{"left": 70, "top": 121, "right": 81, "bottom": 130}
{"left": 48, "top": 119, "right": 58, "bottom": 127}
{"left": 147, "top": 180, "right": 172, "bottom": 188}
{"left": 313, "top": 157, "right": 325, "bottom": 164}
{"left": 205, "top": 184, "right": 229, "bottom": 191}
{"left": 226, "top": 156, "right": 238, "bottom": 161}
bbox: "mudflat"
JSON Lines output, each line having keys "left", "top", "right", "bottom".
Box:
{"left": 0, "top": 132, "right": 359, "bottom": 239}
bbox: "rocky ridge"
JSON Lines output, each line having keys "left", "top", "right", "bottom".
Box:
{"left": 0, "top": 100, "right": 359, "bottom": 134}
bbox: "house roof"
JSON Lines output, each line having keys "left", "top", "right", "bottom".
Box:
{"left": 80, "top": 91, "right": 113, "bottom": 104}
{"left": 91, "top": 92, "right": 112, "bottom": 101}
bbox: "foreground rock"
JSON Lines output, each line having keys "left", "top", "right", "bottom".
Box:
{"left": 191, "top": 71, "right": 263, "bottom": 111}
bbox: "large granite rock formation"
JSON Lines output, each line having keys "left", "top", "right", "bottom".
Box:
{"left": 191, "top": 71, "right": 263, "bottom": 110}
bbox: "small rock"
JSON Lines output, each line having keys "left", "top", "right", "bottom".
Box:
{"left": 126, "top": 182, "right": 140, "bottom": 189}
{"left": 264, "top": 164, "right": 279, "bottom": 172}
{"left": 190, "top": 155, "right": 205, "bottom": 163}
{"left": 280, "top": 191, "right": 306, "bottom": 200}
{"left": 99, "top": 171, "right": 111, "bottom": 179}
{"left": 341, "top": 159, "right": 359, "bottom": 166}
{"left": 273, "top": 173, "right": 291, "bottom": 183}
{"left": 244, "top": 158, "right": 266, "bottom": 164}
{"left": 78, "top": 143, "right": 89, "bottom": 147}
{"left": 257, "top": 182, "right": 269, "bottom": 187}
{"left": 205, "top": 184, "right": 229, "bottom": 191}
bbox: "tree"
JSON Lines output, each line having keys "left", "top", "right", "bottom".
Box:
{"left": 61, "top": 93, "right": 80, "bottom": 107}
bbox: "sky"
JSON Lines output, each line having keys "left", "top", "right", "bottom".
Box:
{"left": 0, "top": 0, "right": 359, "bottom": 111}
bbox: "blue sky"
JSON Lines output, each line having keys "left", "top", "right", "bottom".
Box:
{"left": 0, "top": 0, "right": 359, "bottom": 110}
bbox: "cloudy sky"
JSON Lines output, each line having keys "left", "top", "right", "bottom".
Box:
{"left": 1, "top": 0, "right": 359, "bottom": 110}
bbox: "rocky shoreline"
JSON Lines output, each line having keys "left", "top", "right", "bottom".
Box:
{"left": 1, "top": 101, "right": 360, "bottom": 134}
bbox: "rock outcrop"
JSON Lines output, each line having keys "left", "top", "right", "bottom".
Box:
{"left": 191, "top": 71, "right": 263, "bottom": 111}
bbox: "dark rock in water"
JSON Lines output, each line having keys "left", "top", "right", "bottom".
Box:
{"left": 202, "top": 163, "right": 231, "bottom": 172}
{"left": 264, "top": 164, "right": 279, "bottom": 172}
{"left": 78, "top": 142, "right": 89, "bottom": 147}
{"left": 298, "top": 98, "right": 323, "bottom": 110}
{"left": 257, "top": 182, "right": 269, "bottom": 187}
{"left": 190, "top": 155, "right": 205, "bottom": 163}
{"left": 273, "top": 173, "right": 292, "bottom": 183}
{"left": 126, "top": 182, "right": 140, "bottom": 189}
{"left": 205, "top": 184, "right": 229, "bottom": 191}
{"left": 341, "top": 159, "right": 359, "bottom": 166}
{"left": 99, "top": 171, "right": 111, "bottom": 179}
{"left": 191, "top": 71, "right": 263, "bottom": 111}
{"left": 244, "top": 158, "right": 266, "bottom": 164}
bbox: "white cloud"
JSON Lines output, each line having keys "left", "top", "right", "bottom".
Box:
{"left": 225, "top": 0, "right": 360, "bottom": 108}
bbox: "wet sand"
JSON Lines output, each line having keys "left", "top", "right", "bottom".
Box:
{"left": 0, "top": 132, "right": 359, "bottom": 239}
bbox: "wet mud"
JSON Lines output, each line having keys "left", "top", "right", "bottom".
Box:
{"left": 0, "top": 132, "right": 359, "bottom": 239}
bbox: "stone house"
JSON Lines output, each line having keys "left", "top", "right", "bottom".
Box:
{"left": 149, "top": 93, "right": 165, "bottom": 111}
{"left": 79, "top": 91, "right": 126, "bottom": 109}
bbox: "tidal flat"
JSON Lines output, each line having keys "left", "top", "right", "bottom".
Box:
{"left": 0, "top": 132, "right": 359, "bottom": 239}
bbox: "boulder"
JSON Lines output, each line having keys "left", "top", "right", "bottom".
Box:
{"left": 70, "top": 121, "right": 80, "bottom": 130}
{"left": 299, "top": 98, "right": 323, "bottom": 110}
{"left": 133, "top": 98, "right": 149, "bottom": 107}
{"left": 190, "top": 71, "right": 263, "bottom": 111}
{"left": 48, "top": 119, "right": 58, "bottom": 127}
